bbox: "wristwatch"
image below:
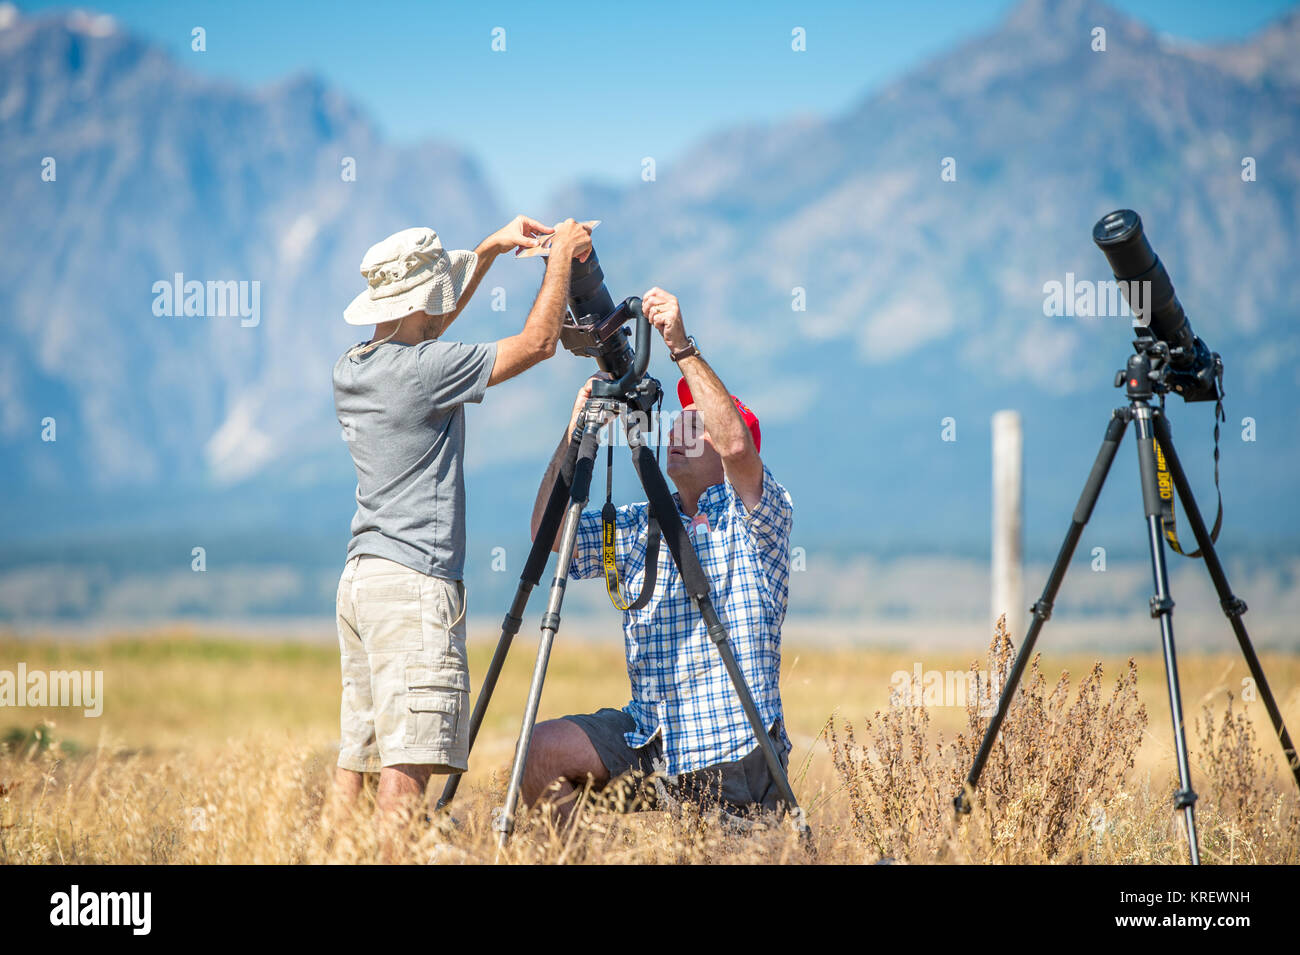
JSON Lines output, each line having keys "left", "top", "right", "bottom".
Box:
{"left": 670, "top": 335, "right": 700, "bottom": 363}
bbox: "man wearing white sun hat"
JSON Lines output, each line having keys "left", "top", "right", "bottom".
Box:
{"left": 331, "top": 215, "right": 592, "bottom": 834}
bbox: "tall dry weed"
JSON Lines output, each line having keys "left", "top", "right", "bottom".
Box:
{"left": 826, "top": 615, "right": 1149, "bottom": 862}
{"left": 3, "top": 624, "right": 1297, "bottom": 864}
{"left": 1192, "top": 694, "right": 1300, "bottom": 863}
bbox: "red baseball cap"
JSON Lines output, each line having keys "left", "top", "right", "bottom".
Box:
{"left": 676, "top": 378, "right": 761, "bottom": 453}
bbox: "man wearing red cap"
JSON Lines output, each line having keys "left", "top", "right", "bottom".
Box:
{"left": 522, "top": 287, "right": 795, "bottom": 825}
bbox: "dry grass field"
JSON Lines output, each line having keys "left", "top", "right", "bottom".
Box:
{"left": 1, "top": 619, "right": 1297, "bottom": 864}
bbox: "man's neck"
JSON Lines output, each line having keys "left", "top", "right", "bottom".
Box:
{"left": 674, "top": 483, "right": 703, "bottom": 518}
{"left": 374, "top": 313, "right": 440, "bottom": 346}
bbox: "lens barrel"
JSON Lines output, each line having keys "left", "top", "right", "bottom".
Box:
{"left": 567, "top": 249, "right": 615, "bottom": 324}
{"left": 555, "top": 245, "right": 635, "bottom": 380}
{"left": 1092, "top": 209, "right": 1195, "bottom": 358}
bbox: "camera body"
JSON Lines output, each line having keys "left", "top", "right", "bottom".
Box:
{"left": 556, "top": 246, "right": 651, "bottom": 397}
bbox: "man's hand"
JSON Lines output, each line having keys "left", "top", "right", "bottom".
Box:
{"left": 448, "top": 218, "right": 549, "bottom": 332}
{"left": 489, "top": 215, "right": 553, "bottom": 255}
{"left": 549, "top": 218, "right": 593, "bottom": 263}
{"left": 568, "top": 372, "right": 612, "bottom": 435}
{"left": 533, "top": 372, "right": 612, "bottom": 551}
{"left": 642, "top": 287, "right": 689, "bottom": 353}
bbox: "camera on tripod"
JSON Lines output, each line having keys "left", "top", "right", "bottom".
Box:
{"left": 1093, "top": 209, "right": 1222, "bottom": 402}
{"left": 957, "top": 209, "right": 1299, "bottom": 865}
{"left": 557, "top": 248, "right": 652, "bottom": 399}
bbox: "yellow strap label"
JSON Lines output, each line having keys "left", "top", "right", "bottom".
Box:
{"left": 603, "top": 515, "right": 635, "bottom": 611}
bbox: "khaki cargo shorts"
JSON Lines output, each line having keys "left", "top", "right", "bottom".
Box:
{"left": 335, "top": 555, "right": 471, "bottom": 773}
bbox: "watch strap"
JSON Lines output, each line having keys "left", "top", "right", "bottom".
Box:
{"left": 670, "top": 336, "right": 700, "bottom": 363}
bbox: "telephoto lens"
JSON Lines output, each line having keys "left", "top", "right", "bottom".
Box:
{"left": 1092, "top": 209, "right": 1220, "bottom": 402}
{"left": 1092, "top": 209, "right": 1195, "bottom": 357}
{"left": 555, "top": 245, "right": 639, "bottom": 380}
{"left": 567, "top": 249, "right": 615, "bottom": 324}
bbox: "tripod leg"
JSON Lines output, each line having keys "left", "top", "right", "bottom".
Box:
{"left": 627, "top": 437, "right": 807, "bottom": 833}
{"left": 1134, "top": 406, "right": 1200, "bottom": 864}
{"left": 436, "top": 423, "right": 586, "bottom": 811}
{"left": 495, "top": 420, "right": 603, "bottom": 847}
{"left": 956, "top": 411, "right": 1129, "bottom": 813}
{"left": 1152, "top": 411, "right": 1300, "bottom": 790}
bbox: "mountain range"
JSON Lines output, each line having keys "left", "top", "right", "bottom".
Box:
{"left": 2, "top": 0, "right": 1298, "bottom": 623}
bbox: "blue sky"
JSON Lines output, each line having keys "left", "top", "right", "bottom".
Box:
{"left": 15, "top": 0, "right": 1300, "bottom": 210}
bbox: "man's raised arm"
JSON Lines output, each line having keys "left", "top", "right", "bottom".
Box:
{"left": 488, "top": 219, "right": 592, "bottom": 387}
{"left": 432, "top": 215, "right": 552, "bottom": 337}
{"left": 643, "top": 287, "right": 763, "bottom": 509}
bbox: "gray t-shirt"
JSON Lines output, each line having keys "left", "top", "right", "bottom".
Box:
{"left": 333, "top": 338, "right": 498, "bottom": 579}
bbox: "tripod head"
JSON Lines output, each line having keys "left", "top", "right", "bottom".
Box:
{"left": 587, "top": 299, "right": 656, "bottom": 405}
{"left": 1116, "top": 340, "right": 1222, "bottom": 404}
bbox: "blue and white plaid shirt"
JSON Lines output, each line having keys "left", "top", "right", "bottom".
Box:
{"left": 569, "top": 463, "right": 794, "bottom": 776}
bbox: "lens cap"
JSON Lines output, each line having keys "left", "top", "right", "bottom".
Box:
{"left": 1093, "top": 209, "right": 1141, "bottom": 246}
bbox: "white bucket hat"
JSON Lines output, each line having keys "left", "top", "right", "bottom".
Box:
{"left": 343, "top": 227, "right": 477, "bottom": 326}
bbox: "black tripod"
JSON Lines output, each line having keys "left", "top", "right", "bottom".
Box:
{"left": 955, "top": 347, "right": 1300, "bottom": 864}
{"left": 437, "top": 375, "right": 806, "bottom": 847}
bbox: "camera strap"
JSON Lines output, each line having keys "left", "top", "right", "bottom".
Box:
{"left": 1154, "top": 378, "right": 1225, "bottom": 558}
{"left": 602, "top": 407, "right": 661, "bottom": 611}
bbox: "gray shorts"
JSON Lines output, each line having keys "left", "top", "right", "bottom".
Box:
{"left": 562, "top": 707, "right": 792, "bottom": 816}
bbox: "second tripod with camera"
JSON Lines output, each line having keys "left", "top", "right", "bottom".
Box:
{"left": 954, "top": 210, "right": 1300, "bottom": 865}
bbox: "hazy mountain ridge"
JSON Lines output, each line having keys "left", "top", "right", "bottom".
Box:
{"left": 0, "top": 8, "right": 503, "bottom": 490}
{"left": 1, "top": 0, "right": 1298, "bottom": 630}
{"left": 538, "top": 0, "right": 1300, "bottom": 551}
{"left": 1175, "top": 6, "right": 1300, "bottom": 91}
